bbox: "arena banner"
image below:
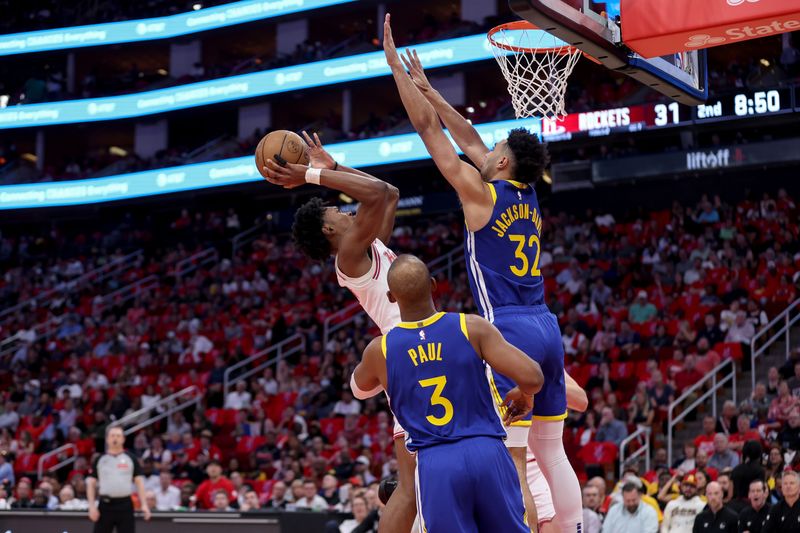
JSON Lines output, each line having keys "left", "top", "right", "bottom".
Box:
{"left": 0, "top": 117, "right": 539, "bottom": 210}
{"left": 591, "top": 138, "right": 800, "bottom": 182}
{"left": 621, "top": 0, "right": 800, "bottom": 58}
{"left": 0, "top": 32, "right": 511, "bottom": 129}
{"left": 0, "top": 0, "right": 355, "bottom": 57}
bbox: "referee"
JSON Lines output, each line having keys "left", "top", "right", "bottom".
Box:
{"left": 87, "top": 426, "right": 151, "bottom": 533}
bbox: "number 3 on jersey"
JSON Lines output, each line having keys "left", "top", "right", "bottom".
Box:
{"left": 419, "top": 376, "right": 454, "bottom": 426}
{"left": 508, "top": 234, "right": 541, "bottom": 278}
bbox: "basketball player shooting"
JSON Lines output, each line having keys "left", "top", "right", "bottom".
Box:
{"left": 383, "top": 14, "right": 583, "bottom": 533}
{"left": 354, "top": 254, "right": 544, "bottom": 533}
{"left": 262, "top": 132, "right": 418, "bottom": 533}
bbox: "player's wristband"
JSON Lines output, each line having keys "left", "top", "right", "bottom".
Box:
{"left": 332, "top": 161, "right": 339, "bottom": 171}
{"left": 305, "top": 167, "right": 322, "bottom": 185}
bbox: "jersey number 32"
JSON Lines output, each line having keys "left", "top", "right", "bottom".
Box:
{"left": 509, "top": 234, "right": 542, "bottom": 278}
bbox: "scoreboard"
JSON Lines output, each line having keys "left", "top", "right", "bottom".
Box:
{"left": 542, "top": 88, "right": 795, "bottom": 142}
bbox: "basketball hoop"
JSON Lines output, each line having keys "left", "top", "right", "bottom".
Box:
{"left": 488, "top": 21, "right": 583, "bottom": 119}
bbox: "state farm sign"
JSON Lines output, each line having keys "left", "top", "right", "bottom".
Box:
{"left": 622, "top": 0, "right": 800, "bottom": 58}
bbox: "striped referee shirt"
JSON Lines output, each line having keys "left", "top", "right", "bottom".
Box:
{"left": 88, "top": 451, "right": 142, "bottom": 498}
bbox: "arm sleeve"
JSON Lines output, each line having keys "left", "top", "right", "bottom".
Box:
{"left": 350, "top": 372, "right": 383, "bottom": 400}
{"left": 88, "top": 456, "right": 100, "bottom": 479}
{"left": 130, "top": 452, "right": 143, "bottom": 477}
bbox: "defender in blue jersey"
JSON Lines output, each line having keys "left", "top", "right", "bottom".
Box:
{"left": 354, "top": 255, "right": 544, "bottom": 533}
{"left": 384, "top": 16, "right": 583, "bottom": 533}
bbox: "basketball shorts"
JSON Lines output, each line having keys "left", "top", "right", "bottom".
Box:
{"left": 415, "top": 436, "right": 529, "bottom": 533}
{"left": 393, "top": 416, "right": 405, "bottom": 441}
{"left": 489, "top": 305, "right": 567, "bottom": 424}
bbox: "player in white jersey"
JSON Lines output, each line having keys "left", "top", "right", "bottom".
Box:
{"left": 263, "top": 132, "right": 417, "bottom": 533}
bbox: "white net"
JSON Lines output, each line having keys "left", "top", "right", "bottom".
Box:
{"left": 489, "top": 24, "right": 582, "bottom": 119}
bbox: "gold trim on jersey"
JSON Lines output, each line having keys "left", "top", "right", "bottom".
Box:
{"left": 459, "top": 313, "right": 469, "bottom": 340}
{"left": 532, "top": 411, "right": 568, "bottom": 421}
{"left": 380, "top": 335, "right": 387, "bottom": 359}
{"left": 507, "top": 179, "right": 529, "bottom": 189}
{"left": 488, "top": 183, "right": 497, "bottom": 205}
{"left": 395, "top": 311, "right": 446, "bottom": 329}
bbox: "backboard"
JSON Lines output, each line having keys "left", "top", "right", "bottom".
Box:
{"left": 509, "top": 0, "right": 709, "bottom": 104}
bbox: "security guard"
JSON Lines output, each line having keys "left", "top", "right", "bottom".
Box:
{"left": 87, "top": 426, "right": 151, "bottom": 533}
{"left": 762, "top": 470, "right": 800, "bottom": 533}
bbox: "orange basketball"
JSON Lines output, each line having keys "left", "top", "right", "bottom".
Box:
{"left": 255, "top": 130, "right": 309, "bottom": 179}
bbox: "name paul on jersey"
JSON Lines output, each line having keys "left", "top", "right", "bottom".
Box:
{"left": 407, "top": 342, "right": 443, "bottom": 367}
{"left": 490, "top": 203, "right": 543, "bottom": 239}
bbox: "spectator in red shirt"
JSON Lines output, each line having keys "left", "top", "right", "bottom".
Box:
{"left": 674, "top": 355, "right": 703, "bottom": 394}
{"left": 194, "top": 460, "right": 235, "bottom": 510}
{"left": 694, "top": 415, "right": 718, "bottom": 457}
{"left": 729, "top": 414, "right": 762, "bottom": 453}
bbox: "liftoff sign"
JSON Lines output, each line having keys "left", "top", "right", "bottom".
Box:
{"left": 621, "top": 0, "right": 800, "bottom": 58}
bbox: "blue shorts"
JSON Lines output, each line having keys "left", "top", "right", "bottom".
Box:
{"left": 415, "top": 436, "right": 529, "bottom": 533}
{"left": 489, "top": 305, "right": 567, "bottom": 422}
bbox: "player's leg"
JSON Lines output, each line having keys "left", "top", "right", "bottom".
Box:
{"left": 472, "top": 436, "right": 530, "bottom": 533}
{"left": 487, "top": 365, "right": 538, "bottom": 533}
{"left": 526, "top": 312, "right": 582, "bottom": 533}
{"left": 528, "top": 421, "right": 581, "bottom": 533}
{"left": 415, "top": 439, "right": 478, "bottom": 533}
{"left": 492, "top": 309, "right": 582, "bottom": 533}
{"left": 378, "top": 436, "right": 417, "bottom": 533}
{"left": 509, "top": 443, "right": 539, "bottom": 533}
{"left": 527, "top": 452, "right": 558, "bottom": 532}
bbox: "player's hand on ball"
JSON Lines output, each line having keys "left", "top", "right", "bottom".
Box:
{"left": 88, "top": 507, "right": 100, "bottom": 522}
{"left": 301, "top": 131, "right": 336, "bottom": 170}
{"left": 502, "top": 387, "right": 533, "bottom": 426}
{"left": 401, "top": 49, "right": 433, "bottom": 93}
{"left": 263, "top": 159, "right": 307, "bottom": 189}
{"left": 383, "top": 14, "right": 401, "bottom": 67}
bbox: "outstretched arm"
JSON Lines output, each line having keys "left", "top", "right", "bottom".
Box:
{"left": 301, "top": 131, "right": 399, "bottom": 244}
{"left": 263, "top": 160, "right": 397, "bottom": 274}
{"left": 383, "top": 14, "right": 493, "bottom": 229}
{"left": 402, "top": 50, "right": 490, "bottom": 168}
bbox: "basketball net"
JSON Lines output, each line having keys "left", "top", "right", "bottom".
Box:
{"left": 488, "top": 21, "right": 582, "bottom": 119}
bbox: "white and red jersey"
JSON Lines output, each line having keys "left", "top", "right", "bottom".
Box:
{"left": 335, "top": 238, "right": 400, "bottom": 335}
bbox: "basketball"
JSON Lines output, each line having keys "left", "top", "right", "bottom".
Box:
{"left": 255, "top": 130, "right": 309, "bottom": 178}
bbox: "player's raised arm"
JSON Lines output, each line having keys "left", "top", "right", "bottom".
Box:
{"left": 401, "top": 50, "right": 490, "bottom": 168}
{"left": 263, "top": 160, "right": 398, "bottom": 261}
{"left": 383, "top": 14, "right": 492, "bottom": 229}
{"left": 300, "top": 130, "right": 399, "bottom": 245}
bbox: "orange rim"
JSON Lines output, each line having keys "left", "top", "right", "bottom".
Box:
{"left": 488, "top": 20, "right": 601, "bottom": 64}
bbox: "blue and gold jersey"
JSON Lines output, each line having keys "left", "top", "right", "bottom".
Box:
{"left": 383, "top": 312, "right": 505, "bottom": 451}
{"left": 465, "top": 180, "right": 545, "bottom": 321}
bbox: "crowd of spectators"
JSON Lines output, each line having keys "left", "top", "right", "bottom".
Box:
{"left": 0, "top": 185, "right": 796, "bottom": 532}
